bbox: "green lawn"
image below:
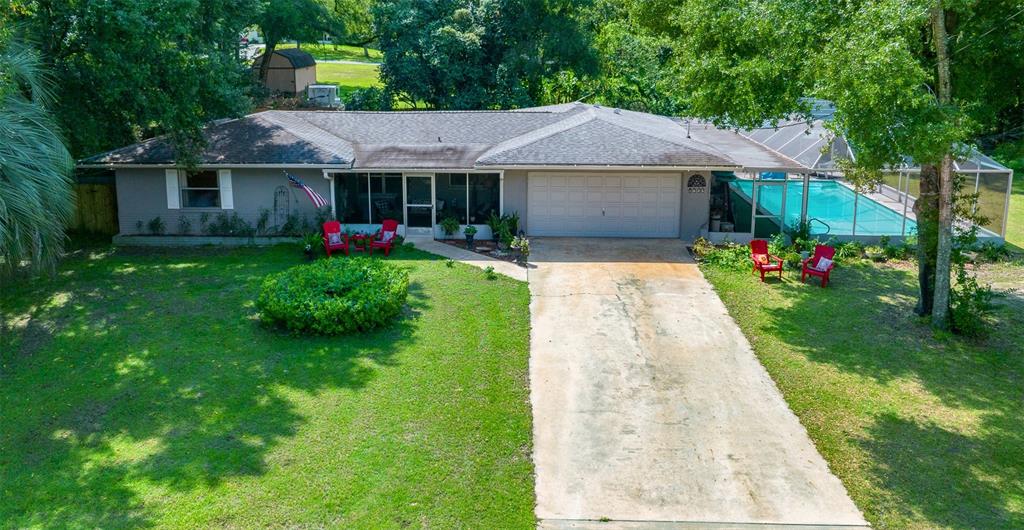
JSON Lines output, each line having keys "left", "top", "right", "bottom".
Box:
{"left": 1005, "top": 168, "right": 1023, "bottom": 250}
{"left": 278, "top": 42, "right": 382, "bottom": 63}
{"left": 0, "top": 244, "right": 535, "bottom": 528}
{"left": 700, "top": 260, "right": 1024, "bottom": 528}
{"left": 316, "top": 62, "right": 382, "bottom": 97}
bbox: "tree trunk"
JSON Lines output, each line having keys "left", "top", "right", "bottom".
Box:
{"left": 915, "top": 164, "right": 940, "bottom": 316}
{"left": 930, "top": 1, "right": 954, "bottom": 329}
{"left": 259, "top": 41, "right": 277, "bottom": 86}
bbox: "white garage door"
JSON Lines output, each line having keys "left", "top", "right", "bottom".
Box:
{"left": 527, "top": 173, "right": 681, "bottom": 237}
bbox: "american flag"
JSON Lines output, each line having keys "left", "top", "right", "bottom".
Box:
{"left": 286, "top": 172, "right": 328, "bottom": 209}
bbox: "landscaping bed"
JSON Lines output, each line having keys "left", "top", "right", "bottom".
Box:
{"left": 438, "top": 238, "right": 528, "bottom": 267}
{"left": 0, "top": 244, "right": 535, "bottom": 528}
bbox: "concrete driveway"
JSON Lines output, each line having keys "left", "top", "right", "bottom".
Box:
{"left": 529, "top": 238, "right": 867, "bottom": 528}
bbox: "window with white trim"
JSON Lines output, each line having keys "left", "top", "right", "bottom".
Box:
{"left": 179, "top": 170, "right": 221, "bottom": 208}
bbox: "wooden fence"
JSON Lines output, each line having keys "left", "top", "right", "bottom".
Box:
{"left": 70, "top": 182, "right": 119, "bottom": 235}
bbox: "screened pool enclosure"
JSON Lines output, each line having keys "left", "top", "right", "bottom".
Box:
{"left": 704, "top": 116, "right": 1013, "bottom": 242}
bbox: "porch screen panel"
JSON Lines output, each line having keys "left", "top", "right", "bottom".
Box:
{"left": 976, "top": 172, "right": 1009, "bottom": 236}
{"left": 436, "top": 173, "right": 468, "bottom": 224}
{"left": 468, "top": 173, "right": 500, "bottom": 224}
{"left": 369, "top": 173, "right": 404, "bottom": 223}
{"left": 336, "top": 173, "right": 370, "bottom": 223}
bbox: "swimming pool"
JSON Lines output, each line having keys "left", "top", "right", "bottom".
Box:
{"left": 729, "top": 180, "right": 917, "bottom": 236}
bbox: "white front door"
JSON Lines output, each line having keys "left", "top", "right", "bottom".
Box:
{"left": 527, "top": 173, "right": 681, "bottom": 237}
{"left": 404, "top": 174, "right": 434, "bottom": 236}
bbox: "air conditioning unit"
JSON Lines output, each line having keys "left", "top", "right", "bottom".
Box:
{"left": 306, "top": 84, "right": 343, "bottom": 108}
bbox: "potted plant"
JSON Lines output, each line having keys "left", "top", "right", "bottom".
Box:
{"left": 301, "top": 232, "right": 322, "bottom": 260}
{"left": 463, "top": 225, "right": 478, "bottom": 250}
{"left": 440, "top": 216, "right": 460, "bottom": 239}
{"left": 510, "top": 235, "right": 530, "bottom": 265}
{"left": 496, "top": 225, "right": 513, "bottom": 251}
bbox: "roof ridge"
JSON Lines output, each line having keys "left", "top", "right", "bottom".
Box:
{"left": 477, "top": 109, "right": 598, "bottom": 162}
{"left": 258, "top": 112, "right": 354, "bottom": 162}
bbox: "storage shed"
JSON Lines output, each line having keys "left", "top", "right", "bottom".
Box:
{"left": 252, "top": 48, "right": 317, "bottom": 95}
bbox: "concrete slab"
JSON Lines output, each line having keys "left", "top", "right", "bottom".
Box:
{"left": 529, "top": 238, "right": 866, "bottom": 527}
{"left": 406, "top": 236, "right": 528, "bottom": 282}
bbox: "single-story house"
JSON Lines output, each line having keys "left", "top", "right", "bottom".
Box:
{"left": 251, "top": 48, "right": 317, "bottom": 95}
{"left": 78, "top": 102, "right": 1013, "bottom": 242}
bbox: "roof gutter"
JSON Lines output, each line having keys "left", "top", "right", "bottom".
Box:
{"left": 75, "top": 163, "right": 354, "bottom": 170}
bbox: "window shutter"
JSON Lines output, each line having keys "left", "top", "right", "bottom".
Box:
{"left": 218, "top": 170, "right": 234, "bottom": 209}
{"left": 165, "top": 169, "right": 181, "bottom": 209}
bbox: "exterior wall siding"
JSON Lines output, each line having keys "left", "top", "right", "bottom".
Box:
{"left": 680, "top": 171, "right": 712, "bottom": 240}
{"left": 502, "top": 170, "right": 528, "bottom": 232}
{"left": 116, "top": 168, "right": 329, "bottom": 235}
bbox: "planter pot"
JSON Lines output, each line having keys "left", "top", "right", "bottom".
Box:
{"left": 465, "top": 235, "right": 475, "bottom": 250}
{"left": 304, "top": 249, "right": 315, "bottom": 261}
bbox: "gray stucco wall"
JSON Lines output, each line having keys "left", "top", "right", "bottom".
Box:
{"left": 116, "top": 167, "right": 329, "bottom": 235}
{"left": 502, "top": 170, "right": 528, "bottom": 232}
{"left": 680, "top": 171, "right": 711, "bottom": 240}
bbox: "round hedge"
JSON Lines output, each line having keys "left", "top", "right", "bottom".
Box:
{"left": 256, "top": 256, "right": 409, "bottom": 335}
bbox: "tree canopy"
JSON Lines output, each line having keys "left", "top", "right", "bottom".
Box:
{"left": 632, "top": 0, "right": 1024, "bottom": 330}
{"left": 373, "top": 0, "right": 598, "bottom": 109}
{"left": 8, "top": 0, "right": 256, "bottom": 160}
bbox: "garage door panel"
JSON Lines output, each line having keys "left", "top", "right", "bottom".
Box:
{"left": 528, "top": 173, "right": 681, "bottom": 237}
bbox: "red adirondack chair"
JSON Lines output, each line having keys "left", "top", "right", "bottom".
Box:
{"left": 368, "top": 219, "right": 399, "bottom": 256}
{"left": 802, "top": 245, "right": 836, "bottom": 287}
{"left": 750, "top": 239, "right": 784, "bottom": 282}
{"left": 322, "top": 221, "right": 349, "bottom": 257}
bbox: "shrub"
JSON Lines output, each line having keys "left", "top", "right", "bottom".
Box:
{"left": 699, "top": 242, "right": 750, "bottom": 270}
{"left": 177, "top": 215, "right": 192, "bottom": 235}
{"left": 205, "top": 212, "right": 255, "bottom": 236}
{"left": 977, "top": 241, "right": 1010, "bottom": 262}
{"left": 440, "top": 216, "right": 460, "bottom": 238}
{"left": 691, "top": 237, "right": 715, "bottom": 259}
{"left": 147, "top": 216, "right": 165, "bottom": 235}
{"left": 256, "top": 257, "right": 409, "bottom": 335}
{"left": 950, "top": 265, "right": 995, "bottom": 338}
{"left": 782, "top": 251, "right": 803, "bottom": 269}
{"left": 834, "top": 241, "right": 865, "bottom": 261}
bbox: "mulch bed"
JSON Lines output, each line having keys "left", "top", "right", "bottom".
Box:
{"left": 439, "top": 239, "right": 525, "bottom": 267}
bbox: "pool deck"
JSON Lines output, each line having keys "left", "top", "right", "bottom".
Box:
{"left": 839, "top": 181, "right": 917, "bottom": 222}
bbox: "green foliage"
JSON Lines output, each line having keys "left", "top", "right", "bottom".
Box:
{"left": 440, "top": 216, "right": 460, "bottom": 237}
{"left": 697, "top": 241, "right": 750, "bottom": 270}
{"left": 0, "top": 35, "right": 74, "bottom": 275}
{"left": 256, "top": 208, "right": 271, "bottom": 235}
{"left": 445, "top": 258, "right": 455, "bottom": 268}
{"left": 834, "top": 241, "right": 865, "bottom": 261}
{"left": 146, "top": 217, "right": 165, "bottom": 236}
{"left": 483, "top": 265, "right": 496, "bottom": 280}
{"left": 299, "top": 232, "right": 322, "bottom": 252}
{"left": 256, "top": 256, "right": 410, "bottom": 335}
{"left": 12, "top": 0, "right": 255, "bottom": 160}
{"left": 205, "top": 212, "right": 255, "bottom": 237}
{"left": 463, "top": 225, "right": 478, "bottom": 237}
{"left": 782, "top": 251, "right": 803, "bottom": 270}
{"left": 177, "top": 215, "right": 192, "bottom": 235}
{"left": 343, "top": 86, "right": 391, "bottom": 111}
{"left": 510, "top": 235, "right": 530, "bottom": 258}
{"left": 373, "top": 0, "right": 597, "bottom": 109}
{"left": 691, "top": 236, "right": 716, "bottom": 259}
{"left": 977, "top": 241, "right": 1011, "bottom": 263}
{"left": 570, "top": 4, "right": 683, "bottom": 114}
{"left": 949, "top": 265, "right": 995, "bottom": 338}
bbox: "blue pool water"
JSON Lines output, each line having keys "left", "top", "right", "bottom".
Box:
{"left": 730, "top": 180, "right": 917, "bottom": 236}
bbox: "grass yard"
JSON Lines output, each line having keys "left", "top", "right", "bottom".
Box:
{"left": 701, "top": 260, "right": 1024, "bottom": 528}
{"left": 0, "top": 244, "right": 535, "bottom": 528}
{"left": 316, "top": 62, "right": 382, "bottom": 97}
{"left": 278, "top": 42, "right": 382, "bottom": 63}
